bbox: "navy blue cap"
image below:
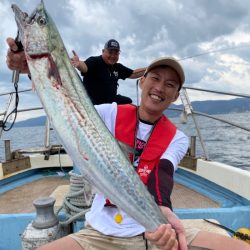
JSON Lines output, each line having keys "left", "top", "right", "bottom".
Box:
{"left": 104, "top": 39, "right": 120, "bottom": 51}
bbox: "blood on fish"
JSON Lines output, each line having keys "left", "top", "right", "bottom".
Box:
{"left": 28, "top": 53, "right": 62, "bottom": 88}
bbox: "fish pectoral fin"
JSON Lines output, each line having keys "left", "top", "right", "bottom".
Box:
{"left": 32, "top": 81, "right": 36, "bottom": 91}
{"left": 117, "top": 140, "right": 134, "bottom": 156}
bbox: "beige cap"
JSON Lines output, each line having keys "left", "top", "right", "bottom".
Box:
{"left": 144, "top": 57, "right": 185, "bottom": 86}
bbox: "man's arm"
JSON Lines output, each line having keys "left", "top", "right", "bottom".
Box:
{"left": 128, "top": 67, "right": 146, "bottom": 79}
{"left": 71, "top": 50, "right": 88, "bottom": 73}
{"left": 145, "top": 158, "right": 188, "bottom": 250}
{"left": 147, "top": 159, "right": 174, "bottom": 209}
{"left": 145, "top": 206, "right": 187, "bottom": 250}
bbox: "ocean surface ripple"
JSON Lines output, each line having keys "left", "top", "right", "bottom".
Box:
{"left": 0, "top": 112, "right": 249, "bottom": 171}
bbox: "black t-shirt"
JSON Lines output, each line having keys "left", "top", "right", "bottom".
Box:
{"left": 82, "top": 56, "right": 133, "bottom": 104}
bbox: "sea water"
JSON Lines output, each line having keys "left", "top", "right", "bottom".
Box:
{"left": 0, "top": 112, "right": 249, "bottom": 171}
{"left": 172, "top": 111, "right": 250, "bottom": 171}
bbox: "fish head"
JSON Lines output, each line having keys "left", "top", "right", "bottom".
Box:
{"left": 12, "top": 1, "right": 69, "bottom": 89}
{"left": 11, "top": 0, "right": 58, "bottom": 58}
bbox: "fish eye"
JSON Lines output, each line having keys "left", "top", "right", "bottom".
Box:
{"left": 37, "top": 16, "right": 47, "bottom": 25}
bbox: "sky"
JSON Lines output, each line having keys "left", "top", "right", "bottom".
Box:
{"left": 1, "top": 0, "right": 250, "bottom": 121}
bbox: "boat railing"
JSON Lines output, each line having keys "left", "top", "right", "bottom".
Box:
{"left": 0, "top": 89, "right": 52, "bottom": 162}
{"left": 0, "top": 106, "right": 43, "bottom": 116}
{"left": 0, "top": 88, "right": 43, "bottom": 117}
{"left": 0, "top": 88, "right": 33, "bottom": 97}
{"left": 1, "top": 86, "right": 250, "bottom": 166}
{"left": 169, "top": 86, "right": 250, "bottom": 162}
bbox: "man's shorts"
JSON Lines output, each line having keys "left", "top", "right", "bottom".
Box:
{"left": 69, "top": 224, "right": 200, "bottom": 250}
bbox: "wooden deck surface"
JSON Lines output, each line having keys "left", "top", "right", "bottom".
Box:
{"left": 0, "top": 176, "right": 70, "bottom": 213}
{"left": 0, "top": 177, "right": 219, "bottom": 213}
{"left": 172, "top": 183, "right": 220, "bottom": 208}
{"left": 0, "top": 177, "right": 229, "bottom": 236}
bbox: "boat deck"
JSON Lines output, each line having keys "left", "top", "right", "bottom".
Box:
{"left": 0, "top": 176, "right": 70, "bottom": 213}
{"left": 0, "top": 175, "right": 229, "bottom": 237}
{"left": 172, "top": 183, "right": 220, "bottom": 208}
{"left": 0, "top": 177, "right": 219, "bottom": 213}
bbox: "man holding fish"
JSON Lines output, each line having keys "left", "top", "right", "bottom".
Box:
{"left": 6, "top": 40, "right": 250, "bottom": 250}
{"left": 5, "top": 1, "right": 249, "bottom": 249}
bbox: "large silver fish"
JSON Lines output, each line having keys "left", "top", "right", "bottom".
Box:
{"left": 11, "top": 1, "right": 167, "bottom": 231}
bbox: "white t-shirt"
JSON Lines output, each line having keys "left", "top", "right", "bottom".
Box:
{"left": 85, "top": 103, "right": 189, "bottom": 237}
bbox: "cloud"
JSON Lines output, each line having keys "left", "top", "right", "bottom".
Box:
{"left": 1, "top": 0, "right": 250, "bottom": 120}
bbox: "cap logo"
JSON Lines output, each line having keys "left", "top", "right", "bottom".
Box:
{"left": 110, "top": 41, "right": 118, "bottom": 48}
{"left": 105, "top": 39, "right": 120, "bottom": 50}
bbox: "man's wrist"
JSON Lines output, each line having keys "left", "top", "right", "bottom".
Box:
{"left": 78, "top": 61, "right": 85, "bottom": 72}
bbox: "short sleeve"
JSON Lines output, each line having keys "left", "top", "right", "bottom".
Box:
{"left": 160, "top": 130, "right": 189, "bottom": 171}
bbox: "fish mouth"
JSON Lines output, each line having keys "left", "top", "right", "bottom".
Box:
{"left": 11, "top": 4, "right": 29, "bottom": 43}
{"left": 12, "top": 1, "right": 50, "bottom": 57}
{"left": 11, "top": 2, "right": 45, "bottom": 43}
{"left": 12, "top": 3, "right": 41, "bottom": 27}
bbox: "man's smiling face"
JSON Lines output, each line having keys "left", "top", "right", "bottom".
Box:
{"left": 139, "top": 66, "right": 180, "bottom": 122}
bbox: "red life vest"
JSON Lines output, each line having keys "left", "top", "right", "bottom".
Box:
{"left": 105, "top": 104, "right": 177, "bottom": 207}
{"left": 115, "top": 104, "right": 177, "bottom": 184}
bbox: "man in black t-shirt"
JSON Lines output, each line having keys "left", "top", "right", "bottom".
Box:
{"left": 71, "top": 39, "right": 145, "bottom": 105}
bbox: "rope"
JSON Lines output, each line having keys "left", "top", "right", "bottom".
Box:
{"left": 1, "top": 82, "right": 19, "bottom": 132}
{"left": 55, "top": 170, "right": 94, "bottom": 226}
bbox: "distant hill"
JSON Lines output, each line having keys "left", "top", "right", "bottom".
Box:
{"left": 13, "top": 116, "right": 46, "bottom": 128}
{"left": 166, "top": 97, "right": 250, "bottom": 117}
{"left": 12, "top": 97, "right": 250, "bottom": 127}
